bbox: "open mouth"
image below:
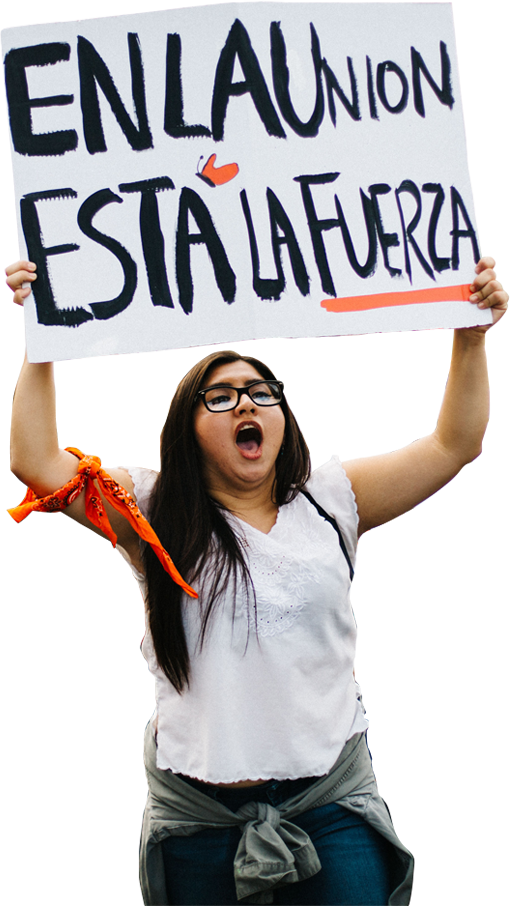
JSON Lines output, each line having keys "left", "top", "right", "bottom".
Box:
{"left": 236, "top": 424, "right": 262, "bottom": 454}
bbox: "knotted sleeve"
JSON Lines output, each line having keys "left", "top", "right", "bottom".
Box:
{"left": 8, "top": 447, "right": 198, "bottom": 599}
{"left": 233, "top": 801, "right": 321, "bottom": 903}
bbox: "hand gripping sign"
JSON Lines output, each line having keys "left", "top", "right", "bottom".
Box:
{"left": 2, "top": 2, "right": 491, "bottom": 362}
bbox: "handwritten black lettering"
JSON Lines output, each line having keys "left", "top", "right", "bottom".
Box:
{"left": 211, "top": 18, "right": 286, "bottom": 141}
{"left": 4, "top": 43, "right": 77, "bottom": 157}
{"left": 450, "top": 186, "right": 479, "bottom": 269}
{"left": 395, "top": 180, "right": 434, "bottom": 282}
{"left": 322, "top": 56, "right": 361, "bottom": 124}
{"left": 19, "top": 189, "right": 87, "bottom": 326}
{"left": 270, "top": 22, "right": 324, "bottom": 137}
{"left": 422, "top": 183, "right": 451, "bottom": 272}
{"left": 77, "top": 33, "right": 152, "bottom": 154}
{"left": 411, "top": 41, "right": 454, "bottom": 118}
{"left": 366, "top": 56, "right": 379, "bottom": 120}
{"left": 240, "top": 187, "right": 309, "bottom": 299}
{"left": 77, "top": 188, "right": 137, "bottom": 318}
{"left": 176, "top": 187, "right": 236, "bottom": 313}
{"left": 164, "top": 35, "right": 212, "bottom": 138}
{"left": 377, "top": 61, "right": 409, "bottom": 114}
{"left": 333, "top": 191, "right": 378, "bottom": 279}
{"left": 294, "top": 172, "right": 341, "bottom": 296}
{"left": 267, "top": 188, "right": 309, "bottom": 296}
{"left": 369, "top": 184, "right": 402, "bottom": 277}
{"left": 119, "top": 177, "right": 176, "bottom": 309}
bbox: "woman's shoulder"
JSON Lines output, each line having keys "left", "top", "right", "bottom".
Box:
{"left": 304, "top": 457, "right": 359, "bottom": 553}
{"left": 120, "top": 466, "right": 159, "bottom": 518}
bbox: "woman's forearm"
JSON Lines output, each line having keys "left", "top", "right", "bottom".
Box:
{"left": 10, "top": 355, "right": 77, "bottom": 494}
{"left": 434, "top": 329, "right": 489, "bottom": 466}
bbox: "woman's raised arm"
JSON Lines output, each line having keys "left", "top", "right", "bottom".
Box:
{"left": 7, "top": 261, "right": 143, "bottom": 569}
{"left": 344, "top": 257, "right": 508, "bottom": 537}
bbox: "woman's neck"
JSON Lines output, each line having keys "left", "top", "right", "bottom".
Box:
{"left": 210, "top": 487, "right": 279, "bottom": 534}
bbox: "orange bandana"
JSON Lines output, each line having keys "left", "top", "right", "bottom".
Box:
{"left": 8, "top": 447, "right": 198, "bottom": 599}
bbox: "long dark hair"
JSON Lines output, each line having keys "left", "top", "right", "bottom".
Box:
{"left": 142, "top": 350, "right": 310, "bottom": 692}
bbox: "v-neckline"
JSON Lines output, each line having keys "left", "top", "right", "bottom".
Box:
{"left": 227, "top": 502, "right": 286, "bottom": 537}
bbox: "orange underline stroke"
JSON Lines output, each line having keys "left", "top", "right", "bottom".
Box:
{"left": 321, "top": 284, "right": 472, "bottom": 313}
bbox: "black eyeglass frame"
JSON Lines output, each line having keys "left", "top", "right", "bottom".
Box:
{"left": 195, "top": 380, "right": 285, "bottom": 412}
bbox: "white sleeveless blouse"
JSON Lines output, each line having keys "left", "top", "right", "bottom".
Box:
{"left": 122, "top": 457, "right": 368, "bottom": 783}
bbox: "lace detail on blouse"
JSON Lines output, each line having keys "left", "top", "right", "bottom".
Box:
{"left": 248, "top": 553, "right": 315, "bottom": 637}
{"left": 231, "top": 496, "right": 334, "bottom": 638}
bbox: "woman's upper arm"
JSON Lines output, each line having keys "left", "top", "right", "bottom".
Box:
{"left": 62, "top": 465, "right": 143, "bottom": 571}
{"left": 343, "top": 434, "right": 462, "bottom": 537}
{"left": 17, "top": 453, "right": 148, "bottom": 572}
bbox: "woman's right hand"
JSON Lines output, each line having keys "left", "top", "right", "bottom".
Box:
{"left": 5, "top": 260, "right": 37, "bottom": 306}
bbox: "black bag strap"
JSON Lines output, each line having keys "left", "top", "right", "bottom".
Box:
{"left": 300, "top": 489, "right": 355, "bottom": 581}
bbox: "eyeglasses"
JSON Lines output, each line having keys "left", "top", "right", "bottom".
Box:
{"left": 195, "top": 380, "right": 284, "bottom": 413}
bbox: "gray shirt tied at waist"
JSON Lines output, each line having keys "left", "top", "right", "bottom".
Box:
{"left": 140, "top": 724, "right": 414, "bottom": 905}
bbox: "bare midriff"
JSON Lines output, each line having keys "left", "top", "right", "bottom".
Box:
{"left": 200, "top": 777, "right": 270, "bottom": 789}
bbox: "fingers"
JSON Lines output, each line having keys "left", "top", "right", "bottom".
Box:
{"left": 474, "top": 256, "right": 496, "bottom": 274}
{"left": 470, "top": 278, "right": 506, "bottom": 309}
{"left": 467, "top": 257, "right": 508, "bottom": 330}
{"left": 5, "top": 260, "right": 37, "bottom": 306}
{"left": 470, "top": 260, "right": 507, "bottom": 307}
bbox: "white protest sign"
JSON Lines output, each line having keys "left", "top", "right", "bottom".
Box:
{"left": 2, "top": 2, "right": 491, "bottom": 362}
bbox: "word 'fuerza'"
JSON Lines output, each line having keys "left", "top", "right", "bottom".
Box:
{"left": 4, "top": 19, "right": 454, "bottom": 156}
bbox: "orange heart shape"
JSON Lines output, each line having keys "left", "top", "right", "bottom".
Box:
{"left": 198, "top": 154, "right": 239, "bottom": 187}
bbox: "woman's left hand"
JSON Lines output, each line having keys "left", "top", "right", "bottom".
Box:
{"left": 467, "top": 257, "right": 508, "bottom": 331}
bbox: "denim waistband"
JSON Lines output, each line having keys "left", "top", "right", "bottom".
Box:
{"left": 177, "top": 772, "right": 320, "bottom": 810}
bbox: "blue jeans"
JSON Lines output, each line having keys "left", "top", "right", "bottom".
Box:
{"left": 160, "top": 774, "right": 397, "bottom": 905}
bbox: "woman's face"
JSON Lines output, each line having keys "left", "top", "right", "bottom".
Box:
{"left": 193, "top": 360, "right": 286, "bottom": 500}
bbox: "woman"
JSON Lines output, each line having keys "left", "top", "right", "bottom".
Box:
{"left": 6, "top": 257, "right": 508, "bottom": 905}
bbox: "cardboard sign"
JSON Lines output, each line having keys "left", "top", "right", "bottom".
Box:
{"left": 2, "top": 2, "right": 491, "bottom": 361}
